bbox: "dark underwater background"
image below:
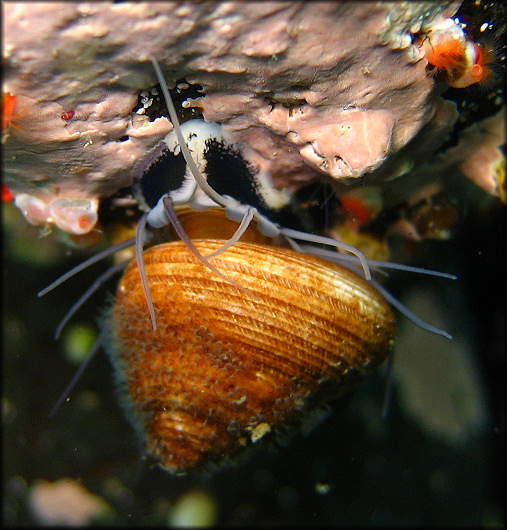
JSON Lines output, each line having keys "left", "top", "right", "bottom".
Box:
{"left": 2, "top": 179, "right": 505, "bottom": 526}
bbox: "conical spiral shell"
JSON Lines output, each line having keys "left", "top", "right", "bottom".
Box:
{"left": 106, "top": 240, "right": 396, "bottom": 474}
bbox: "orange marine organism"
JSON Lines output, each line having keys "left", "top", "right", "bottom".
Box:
{"left": 419, "top": 24, "right": 494, "bottom": 89}
{"left": 2, "top": 92, "right": 28, "bottom": 140}
{"left": 2, "top": 92, "right": 18, "bottom": 131}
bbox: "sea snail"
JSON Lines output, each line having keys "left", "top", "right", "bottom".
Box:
{"left": 107, "top": 232, "right": 396, "bottom": 474}
{"left": 40, "top": 57, "right": 455, "bottom": 475}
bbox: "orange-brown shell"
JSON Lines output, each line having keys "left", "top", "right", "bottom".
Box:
{"left": 106, "top": 240, "right": 396, "bottom": 474}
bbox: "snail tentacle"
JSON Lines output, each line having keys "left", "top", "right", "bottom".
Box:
{"left": 284, "top": 235, "right": 305, "bottom": 253}
{"left": 204, "top": 206, "right": 256, "bottom": 258}
{"left": 161, "top": 196, "right": 260, "bottom": 301}
{"left": 54, "top": 261, "right": 127, "bottom": 340}
{"left": 299, "top": 244, "right": 457, "bottom": 280}
{"left": 381, "top": 354, "right": 395, "bottom": 419}
{"left": 298, "top": 244, "right": 455, "bottom": 338}
{"left": 48, "top": 333, "right": 104, "bottom": 419}
{"left": 279, "top": 227, "right": 372, "bottom": 280}
{"left": 37, "top": 236, "right": 136, "bottom": 297}
{"left": 223, "top": 198, "right": 281, "bottom": 238}
{"left": 366, "top": 276, "right": 453, "bottom": 340}
{"left": 135, "top": 212, "right": 158, "bottom": 331}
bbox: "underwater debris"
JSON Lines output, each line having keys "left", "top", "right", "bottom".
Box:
{"left": 28, "top": 478, "right": 112, "bottom": 526}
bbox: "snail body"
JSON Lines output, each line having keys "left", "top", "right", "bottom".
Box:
{"left": 105, "top": 238, "right": 396, "bottom": 474}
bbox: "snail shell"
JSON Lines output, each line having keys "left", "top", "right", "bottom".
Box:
{"left": 105, "top": 240, "right": 396, "bottom": 474}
